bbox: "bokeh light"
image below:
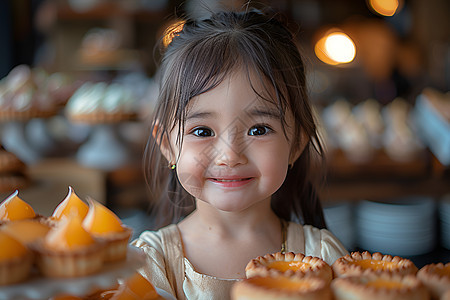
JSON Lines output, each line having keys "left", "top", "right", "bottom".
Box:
{"left": 368, "top": 0, "right": 402, "bottom": 16}
{"left": 315, "top": 31, "right": 356, "bottom": 66}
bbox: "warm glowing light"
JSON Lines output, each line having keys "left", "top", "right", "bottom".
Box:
{"left": 162, "top": 20, "right": 185, "bottom": 48}
{"left": 325, "top": 33, "right": 356, "bottom": 63}
{"left": 369, "top": 0, "right": 401, "bottom": 16}
{"left": 315, "top": 31, "right": 356, "bottom": 65}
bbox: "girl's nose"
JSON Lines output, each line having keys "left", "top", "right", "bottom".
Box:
{"left": 214, "top": 129, "right": 248, "bottom": 167}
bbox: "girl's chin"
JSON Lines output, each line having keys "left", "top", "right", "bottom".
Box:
{"left": 198, "top": 196, "right": 261, "bottom": 213}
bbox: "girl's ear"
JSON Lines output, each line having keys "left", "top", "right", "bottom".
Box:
{"left": 289, "top": 130, "right": 309, "bottom": 165}
{"left": 152, "top": 121, "right": 175, "bottom": 163}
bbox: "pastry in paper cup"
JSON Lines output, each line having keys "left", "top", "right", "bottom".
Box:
{"left": 246, "top": 251, "right": 332, "bottom": 284}
{"left": 331, "top": 273, "right": 430, "bottom": 300}
{"left": 332, "top": 251, "right": 418, "bottom": 278}
{"left": 34, "top": 215, "right": 104, "bottom": 278}
{"left": 82, "top": 198, "right": 132, "bottom": 262}
{"left": 0, "top": 231, "right": 33, "bottom": 285}
{"left": 231, "top": 273, "right": 332, "bottom": 300}
{"left": 417, "top": 262, "right": 450, "bottom": 300}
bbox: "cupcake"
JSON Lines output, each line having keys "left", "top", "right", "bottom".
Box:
{"left": 331, "top": 273, "right": 430, "bottom": 300}
{"left": 246, "top": 252, "right": 332, "bottom": 284}
{"left": 0, "top": 231, "right": 33, "bottom": 285}
{"left": 231, "top": 273, "right": 332, "bottom": 300}
{"left": 82, "top": 199, "right": 132, "bottom": 262}
{"left": 417, "top": 262, "right": 450, "bottom": 300}
{"left": 0, "top": 190, "right": 36, "bottom": 224}
{"left": 332, "top": 251, "right": 418, "bottom": 278}
{"left": 35, "top": 215, "right": 104, "bottom": 278}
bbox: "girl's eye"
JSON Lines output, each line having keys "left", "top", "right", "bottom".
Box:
{"left": 192, "top": 127, "right": 214, "bottom": 137}
{"left": 248, "top": 125, "right": 272, "bottom": 136}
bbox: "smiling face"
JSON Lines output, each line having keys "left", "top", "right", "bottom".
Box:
{"left": 164, "top": 69, "right": 301, "bottom": 213}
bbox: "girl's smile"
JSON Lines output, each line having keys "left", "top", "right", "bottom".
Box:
{"left": 207, "top": 176, "right": 255, "bottom": 188}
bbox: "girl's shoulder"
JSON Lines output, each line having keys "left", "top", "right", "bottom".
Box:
{"left": 132, "top": 224, "right": 181, "bottom": 254}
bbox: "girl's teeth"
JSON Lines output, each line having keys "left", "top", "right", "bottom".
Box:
{"left": 216, "top": 179, "right": 244, "bottom": 182}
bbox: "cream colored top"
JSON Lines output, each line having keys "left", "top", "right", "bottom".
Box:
{"left": 131, "top": 222, "right": 348, "bottom": 300}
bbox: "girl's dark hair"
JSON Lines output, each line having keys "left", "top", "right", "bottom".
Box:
{"left": 144, "top": 8, "right": 327, "bottom": 229}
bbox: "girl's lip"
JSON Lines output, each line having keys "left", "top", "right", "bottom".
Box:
{"left": 207, "top": 177, "right": 255, "bottom": 188}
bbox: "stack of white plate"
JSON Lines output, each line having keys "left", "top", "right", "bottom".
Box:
{"left": 439, "top": 195, "right": 450, "bottom": 249}
{"left": 355, "top": 197, "right": 436, "bottom": 256}
{"left": 323, "top": 202, "right": 356, "bottom": 251}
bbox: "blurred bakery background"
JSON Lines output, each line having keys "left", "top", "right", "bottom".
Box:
{"left": 0, "top": 0, "right": 448, "bottom": 267}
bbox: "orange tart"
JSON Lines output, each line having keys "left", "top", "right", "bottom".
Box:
{"left": 35, "top": 215, "right": 104, "bottom": 278}
{"left": 1, "top": 219, "right": 50, "bottom": 246}
{"left": 51, "top": 186, "right": 89, "bottom": 222}
{"left": 331, "top": 273, "right": 430, "bottom": 300}
{"left": 417, "top": 262, "right": 450, "bottom": 299}
{"left": 231, "top": 274, "right": 332, "bottom": 300}
{"left": 108, "top": 272, "right": 163, "bottom": 300}
{"left": 332, "top": 251, "right": 418, "bottom": 278}
{"left": 0, "top": 190, "right": 36, "bottom": 223}
{"left": 0, "top": 231, "right": 33, "bottom": 285}
{"left": 245, "top": 252, "right": 333, "bottom": 284}
{"left": 82, "top": 199, "right": 132, "bottom": 262}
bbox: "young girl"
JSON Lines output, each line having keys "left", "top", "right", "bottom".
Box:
{"left": 132, "top": 8, "right": 348, "bottom": 299}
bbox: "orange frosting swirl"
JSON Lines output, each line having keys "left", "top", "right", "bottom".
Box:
{"left": 0, "top": 191, "right": 36, "bottom": 221}
{"left": 82, "top": 199, "right": 124, "bottom": 236}
{"left": 52, "top": 186, "right": 89, "bottom": 221}
{"left": 44, "top": 216, "right": 96, "bottom": 251}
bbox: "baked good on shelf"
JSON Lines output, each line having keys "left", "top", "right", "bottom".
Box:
{"left": 331, "top": 273, "right": 430, "bottom": 300}
{"left": 0, "top": 231, "right": 33, "bottom": 285}
{"left": 332, "top": 251, "right": 418, "bottom": 278}
{"left": 246, "top": 252, "right": 332, "bottom": 284}
{"left": 231, "top": 274, "right": 332, "bottom": 300}
{"left": 0, "top": 65, "right": 60, "bottom": 121}
{"left": 1, "top": 219, "right": 50, "bottom": 246}
{"left": 79, "top": 28, "right": 122, "bottom": 67}
{"left": 0, "top": 190, "right": 36, "bottom": 223}
{"left": 34, "top": 215, "right": 105, "bottom": 278}
{"left": 51, "top": 186, "right": 89, "bottom": 222}
{"left": 82, "top": 199, "right": 132, "bottom": 262}
{"left": 0, "top": 146, "right": 26, "bottom": 174}
{"left": 417, "top": 262, "right": 450, "bottom": 300}
{"left": 65, "top": 81, "right": 138, "bottom": 124}
{"left": 0, "top": 147, "right": 29, "bottom": 193}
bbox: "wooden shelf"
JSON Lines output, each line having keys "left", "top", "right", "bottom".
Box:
{"left": 322, "top": 149, "right": 449, "bottom": 202}
{"left": 322, "top": 177, "right": 449, "bottom": 202}
{"left": 327, "top": 149, "right": 431, "bottom": 180}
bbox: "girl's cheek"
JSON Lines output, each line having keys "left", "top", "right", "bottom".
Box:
{"left": 178, "top": 171, "right": 203, "bottom": 197}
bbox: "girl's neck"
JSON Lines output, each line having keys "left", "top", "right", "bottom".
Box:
{"left": 179, "top": 197, "right": 279, "bottom": 238}
{"left": 177, "top": 198, "right": 284, "bottom": 279}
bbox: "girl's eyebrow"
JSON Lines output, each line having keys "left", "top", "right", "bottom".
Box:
{"left": 185, "top": 111, "right": 216, "bottom": 121}
{"left": 247, "top": 107, "right": 281, "bottom": 119}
